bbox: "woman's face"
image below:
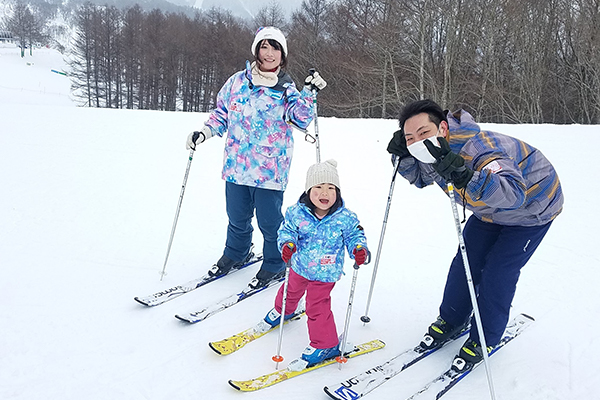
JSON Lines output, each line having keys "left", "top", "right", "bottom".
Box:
{"left": 257, "top": 40, "right": 282, "bottom": 71}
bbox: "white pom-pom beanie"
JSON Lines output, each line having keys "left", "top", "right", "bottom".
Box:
{"left": 251, "top": 26, "right": 288, "bottom": 57}
{"left": 305, "top": 159, "right": 340, "bottom": 192}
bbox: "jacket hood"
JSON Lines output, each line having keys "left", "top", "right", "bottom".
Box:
{"left": 446, "top": 109, "right": 481, "bottom": 153}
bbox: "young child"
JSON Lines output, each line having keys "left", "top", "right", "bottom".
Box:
{"left": 260, "top": 159, "right": 369, "bottom": 371}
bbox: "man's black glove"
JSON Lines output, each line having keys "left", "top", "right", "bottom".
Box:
{"left": 424, "top": 137, "right": 474, "bottom": 189}
{"left": 386, "top": 129, "right": 410, "bottom": 160}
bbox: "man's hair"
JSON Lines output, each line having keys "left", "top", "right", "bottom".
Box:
{"left": 398, "top": 99, "right": 447, "bottom": 129}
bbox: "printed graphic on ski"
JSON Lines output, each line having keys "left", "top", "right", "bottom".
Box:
{"left": 209, "top": 305, "right": 306, "bottom": 355}
{"left": 134, "top": 253, "right": 263, "bottom": 307}
{"left": 229, "top": 339, "right": 386, "bottom": 392}
{"left": 406, "top": 313, "right": 535, "bottom": 400}
{"left": 324, "top": 326, "right": 469, "bottom": 400}
{"left": 175, "top": 276, "right": 284, "bottom": 324}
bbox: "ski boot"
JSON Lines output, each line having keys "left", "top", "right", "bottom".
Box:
{"left": 451, "top": 339, "right": 493, "bottom": 372}
{"left": 287, "top": 344, "right": 341, "bottom": 371}
{"left": 208, "top": 248, "right": 255, "bottom": 277}
{"left": 248, "top": 268, "right": 285, "bottom": 290}
{"left": 420, "top": 316, "right": 469, "bottom": 350}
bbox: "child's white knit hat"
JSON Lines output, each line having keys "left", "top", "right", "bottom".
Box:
{"left": 305, "top": 159, "right": 340, "bottom": 192}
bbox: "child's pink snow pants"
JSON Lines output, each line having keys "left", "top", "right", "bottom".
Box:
{"left": 274, "top": 268, "right": 338, "bottom": 349}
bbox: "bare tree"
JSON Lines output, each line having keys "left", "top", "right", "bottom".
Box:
{"left": 101, "top": 6, "right": 122, "bottom": 108}
{"left": 121, "top": 5, "right": 144, "bottom": 109}
{"left": 6, "top": 1, "right": 44, "bottom": 57}
{"left": 70, "top": 3, "right": 98, "bottom": 107}
{"left": 558, "top": 0, "right": 600, "bottom": 123}
{"left": 253, "top": 1, "right": 287, "bottom": 29}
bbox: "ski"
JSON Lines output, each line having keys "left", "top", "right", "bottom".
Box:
{"left": 229, "top": 339, "right": 386, "bottom": 392}
{"left": 209, "top": 304, "right": 306, "bottom": 355}
{"left": 134, "top": 253, "right": 263, "bottom": 307}
{"left": 324, "top": 325, "right": 470, "bottom": 400}
{"left": 406, "top": 313, "right": 535, "bottom": 400}
{"left": 174, "top": 275, "right": 285, "bottom": 324}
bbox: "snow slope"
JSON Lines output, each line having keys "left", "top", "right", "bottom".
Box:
{"left": 1, "top": 46, "right": 599, "bottom": 400}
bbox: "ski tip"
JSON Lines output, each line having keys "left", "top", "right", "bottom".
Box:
{"left": 228, "top": 380, "right": 242, "bottom": 391}
{"left": 174, "top": 314, "right": 193, "bottom": 323}
{"left": 208, "top": 342, "right": 223, "bottom": 355}
{"left": 323, "top": 386, "right": 342, "bottom": 400}
{"left": 133, "top": 297, "right": 150, "bottom": 306}
{"left": 521, "top": 313, "right": 535, "bottom": 321}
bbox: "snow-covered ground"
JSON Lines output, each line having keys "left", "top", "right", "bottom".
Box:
{"left": 1, "top": 45, "right": 598, "bottom": 400}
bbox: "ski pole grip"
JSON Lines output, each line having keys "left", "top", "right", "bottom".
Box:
{"left": 352, "top": 245, "right": 371, "bottom": 269}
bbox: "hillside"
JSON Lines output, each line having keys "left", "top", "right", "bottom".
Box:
{"left": 1, "top": 45, "right": 598, "bottom": 400}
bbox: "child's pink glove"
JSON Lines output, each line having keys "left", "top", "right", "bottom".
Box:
{"left": 353, "top": 246, "right": 368, "bottom": 266}
{"left": 281, "top": 242, "right": 296, "bottom": 263}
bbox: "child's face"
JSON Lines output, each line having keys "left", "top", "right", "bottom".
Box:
{"left": 309, "top": 183, "right": 337, "bottom": 218}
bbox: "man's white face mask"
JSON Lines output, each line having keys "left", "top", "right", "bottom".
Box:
{"left": 408, "top": 135, "right": 441, "bottom": 164}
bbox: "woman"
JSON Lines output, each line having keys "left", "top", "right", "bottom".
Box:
{"left": 186, "top": 26, "right": 327, "bottom": 289}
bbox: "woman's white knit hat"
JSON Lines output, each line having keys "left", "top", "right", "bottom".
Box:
{"left": 305, "top": 159, "right": 340, "bottom": 192}
{"left": 251, "top": 26, "right": 288, "bottom": 57}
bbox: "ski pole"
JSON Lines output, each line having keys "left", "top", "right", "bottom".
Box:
{"left": 272, "top": 254, "right": 292, "bottom": 370}
{"left": 159, "top": 148, "right": 194, "bottom": 281}
{"left": 309, "top": 68, "right": 321, "bottom": 163}
{"left": 361, "top": 157, "right": 400, "bottom": 323}
{"left": 337, "top": 247, "right": 370, "bottom": 369}
{"left": 446, "top": 181, "right": 497, "bottom": 400}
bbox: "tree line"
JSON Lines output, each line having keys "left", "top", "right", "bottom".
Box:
{"left": 287, "top": 0, "right": 600, "bottom": 124}
{"left": 69, "top": 3, "right": 250, "bottom": 111}
{"left": 26, "top": 0, "right": 600, "bottom": 123}
{"left": 3, "top": 1, "right": 47, "bottom": 57}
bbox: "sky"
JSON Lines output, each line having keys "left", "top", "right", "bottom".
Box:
{"left": 194, "top": 0, "right": 304, "bottom": 19}
{"left": 1, "top": 44, "right": 599, "bottom": 400}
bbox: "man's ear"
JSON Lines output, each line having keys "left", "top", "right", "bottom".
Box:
{"left": 439, "top": 120, "right": 449, "bottom": 138}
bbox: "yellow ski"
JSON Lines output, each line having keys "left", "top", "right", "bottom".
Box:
{"left": 209, "top": 310, "right": 305, "bottom": 356}
{"left": 228, "top": 339, "right": 386, "bottom": 392}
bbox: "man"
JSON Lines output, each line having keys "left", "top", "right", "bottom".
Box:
{"left": 387, "top": 99, "right": 563, "bottom": 368}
